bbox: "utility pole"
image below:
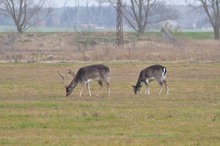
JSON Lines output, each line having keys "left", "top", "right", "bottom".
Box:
{"left": 116, "top": 0, "right": 123, "bottom": 46}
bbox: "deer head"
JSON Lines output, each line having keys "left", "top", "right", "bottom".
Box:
{"left": 132, "top": 84, "right": 142, "bottom": 94}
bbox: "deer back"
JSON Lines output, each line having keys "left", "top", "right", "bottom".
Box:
{"left": 140, "top": 65, "right": 166, "bottom": 82}
{"left": 74, "top": 64, "right": 110, "bottom": 83}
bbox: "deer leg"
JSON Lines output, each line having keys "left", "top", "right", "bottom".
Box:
{"left": 103, "top": 77, "right": 110, "bottom": 96}
{"left": 79, "top": 84, "right": 85, "bottom": 97}
{"left": 106, "top": 81, "right": 110, "bottom": 96}
{"left": 158, "top": 82, "right": 163, "bottom": 95}
{"left": 163, "top": 80, "right": 168, "bottom": 95}
{"left": 146, "top": 84, "right": 150, "bottom": 95}
{"left": 144, "top": 82, "right": 150, "bottom": 95}
{"left": 86, "top": 83, "right": 92, "bottom": 96}
{"left": 96, "top": 80, "right": 103, "bottom": 96}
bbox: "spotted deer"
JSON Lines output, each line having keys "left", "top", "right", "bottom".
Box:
{"left": 132, "top": 65, "right": 168, "bottom": 95}
{"left": 58, "top": 64, "right": 110, "bottom": 97}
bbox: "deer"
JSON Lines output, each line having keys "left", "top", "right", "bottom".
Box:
{"left": 58, "top": 64, "right": 110, "bottom": 97}
{"left": 132, "top": 64, "right": 168, "bottom": 95}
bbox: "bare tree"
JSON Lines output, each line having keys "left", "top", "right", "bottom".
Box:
{"left": 187, "top": 0, "right": 220, "bottom": 40}
{"left": 102, "top": 0, "right": 178, "bottom": 35}
{"left": 0, "top": 0, "right": 53, "bottom": 33}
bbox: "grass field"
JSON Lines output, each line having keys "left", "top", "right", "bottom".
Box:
{"left": 0, "top": 62, "right": 220, "bottom": 145}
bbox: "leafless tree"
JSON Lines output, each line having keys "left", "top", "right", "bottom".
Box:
{"left": 0, "top": 0, "right": 53, "bottom": 33}
{"left": 187, "top": 0, "right": 220, "bottom": 40}
{"left": 101, "top": 0, "right": 178, "bottom": 35}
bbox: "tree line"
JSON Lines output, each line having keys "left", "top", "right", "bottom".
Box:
{"left": 0, "top": 0, "right": 219, "bottom": 39}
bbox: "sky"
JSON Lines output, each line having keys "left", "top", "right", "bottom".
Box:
{"left": 53, "top": 0, "right": 187, "bottom": 7}
{"left": 53, "top": 0, "right": 101, "bottom": 7}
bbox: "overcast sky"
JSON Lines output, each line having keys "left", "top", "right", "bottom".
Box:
{"left": 53, "top": 0, "right": 187, "bottom": 7}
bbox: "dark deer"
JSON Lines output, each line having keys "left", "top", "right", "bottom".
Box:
{"left": 58, "top": 64, "right": 110, "bottom": 97}
{"left": 132, "top": 65, "right": 168, "bottom": 95}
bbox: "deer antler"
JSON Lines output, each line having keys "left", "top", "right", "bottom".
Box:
{"left": 68, "top": 69, "right": 76, "bottom": 78}
{"left": 58, "top": 70, "right": 67, "bottom": 86}
{"left": 58, "top": 70, "right": 76, "bottom": 86}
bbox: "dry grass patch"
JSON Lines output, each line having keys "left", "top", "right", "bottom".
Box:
{"left": 0, "top": 32, "right": 220, "bottom": 62}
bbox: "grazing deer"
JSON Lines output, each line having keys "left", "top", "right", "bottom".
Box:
{"left": 132, "top": 65, "right": 168, "bottom": 95}
{"left": 58, "top": 64, "right": 110, "bottom": 97}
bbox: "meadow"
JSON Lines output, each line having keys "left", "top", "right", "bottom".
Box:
{"left": 0, "top": 61, "right": 220, "bottom": 145}
{"left": 0, "top": 31, "right": 220, "bottom": 145}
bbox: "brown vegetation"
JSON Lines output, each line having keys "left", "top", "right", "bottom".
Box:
{"left": 0, "top": 32, "right": 220, "bottom": 62}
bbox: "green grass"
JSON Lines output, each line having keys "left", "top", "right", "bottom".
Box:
{"left": 179, "top": 31, "right": 214, "bottom": 39}
{"left": 0, "top": 25, "right": 215, "bottom": 40}
{"left": 0, "top": 62, "right": 220, "bottom": 145}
